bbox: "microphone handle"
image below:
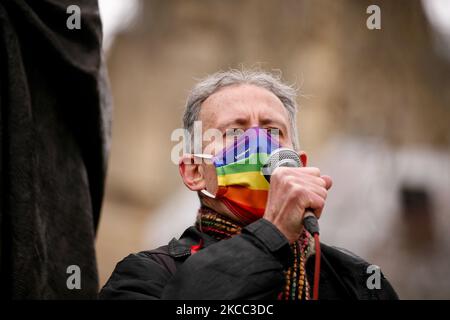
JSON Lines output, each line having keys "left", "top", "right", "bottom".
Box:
{"left": 303, "top": 210, "right": 320, "bottom": 235}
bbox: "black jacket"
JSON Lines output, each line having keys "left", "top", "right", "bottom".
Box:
{"left": 99, "top": 219, "right": 398, "bottom": 300}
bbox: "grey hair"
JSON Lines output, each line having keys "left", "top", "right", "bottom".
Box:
{"left": 183, "top": 69, "right": 300, "bottom": 150}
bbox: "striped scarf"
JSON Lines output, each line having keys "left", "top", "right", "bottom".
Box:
{"left": 195, "top": 207, "right": 316, "bottom": 300}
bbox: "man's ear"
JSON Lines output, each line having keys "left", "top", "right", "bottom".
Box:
{"left": 179, "top": 154, "right": 206, "bottom": 191}
{"left": 298, "top": 151, "right": 308, "bottom": 167}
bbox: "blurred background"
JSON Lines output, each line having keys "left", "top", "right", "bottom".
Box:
{"left": 95, "top": 0, "right": 450, "bottom": 299}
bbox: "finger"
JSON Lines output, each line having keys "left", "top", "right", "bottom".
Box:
{"left": 306, "top": 192, "right": 325, "bottom": 219}
{"left": 298, "top": 167, "right": 321, "bottom": 177}
{"left": 291, "top": 174, "right": 327, "bottom": 188}
{"left": 321, "top": 175, "right": 333, "bottom": 190}
{"left": 299, "top": 181, "right": 327, "bottom": 200}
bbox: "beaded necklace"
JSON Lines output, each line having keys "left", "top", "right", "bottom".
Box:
{"left": 195, "top": 207, "right": 315, "bottom": 300}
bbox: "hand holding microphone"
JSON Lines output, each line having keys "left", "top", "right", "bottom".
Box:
{"left": 261, "top": 148, "right": 333, "bottom": 244}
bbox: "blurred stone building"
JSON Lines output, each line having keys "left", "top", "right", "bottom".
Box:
{"left": 96, "top": 0, "right": 450, "bottom": 299}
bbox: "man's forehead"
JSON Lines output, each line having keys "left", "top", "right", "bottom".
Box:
{"left": 199, "top": 84, "right": 289, "bottom": 129}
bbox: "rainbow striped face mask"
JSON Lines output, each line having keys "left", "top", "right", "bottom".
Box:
{"left": 197, "top": 127, "right": 280, "bottom": 224}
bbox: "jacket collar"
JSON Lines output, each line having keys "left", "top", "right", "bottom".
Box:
{"left": 167, "top": 226, "right": 218, "bottom": 258}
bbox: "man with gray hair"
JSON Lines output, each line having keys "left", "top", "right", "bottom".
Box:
{"left": 100, "top": 69, "right": 398, "bottom": 300}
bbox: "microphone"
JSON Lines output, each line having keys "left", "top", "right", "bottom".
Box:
{"left": 261, "top": 148, "right": 319, "bottom": 236}
{"left": 262, "top": 147, "right": 321, "bottom": 300}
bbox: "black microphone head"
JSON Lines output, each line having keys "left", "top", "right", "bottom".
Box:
{"left": 261, "top": 148, "right": 302, "bottom": 182}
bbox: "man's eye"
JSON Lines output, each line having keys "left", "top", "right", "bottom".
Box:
{"left": 266, "top": 127, "right": 282, "bottom": 136}
{"left": 225, "top": 128, "right": 244, "bottom": 137}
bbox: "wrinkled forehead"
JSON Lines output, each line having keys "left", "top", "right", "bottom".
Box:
{"left": 199, "top": 84, "right": 291, "bottom": 133}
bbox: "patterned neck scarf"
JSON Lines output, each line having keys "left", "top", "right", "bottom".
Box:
{"left": 195, "top": 206, "right": 316, "bottom": 300}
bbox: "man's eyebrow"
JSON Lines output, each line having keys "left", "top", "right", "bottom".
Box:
{"left": 218, "top": 118, "right": 248, "bottom": 131}
{"left": 259, "top": 118, "right": 288, "bottom": 132}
